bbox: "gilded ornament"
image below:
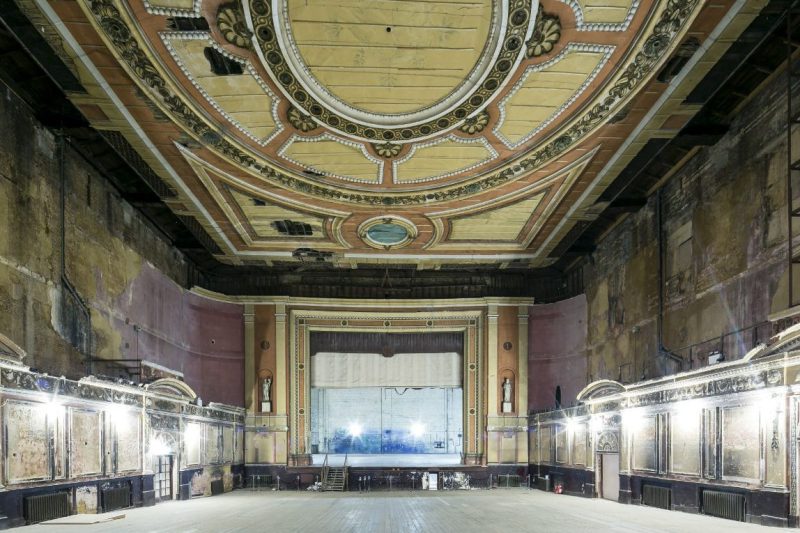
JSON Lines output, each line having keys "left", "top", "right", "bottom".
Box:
{"left": 287, "top": 106, "right": 317, "bottom": 132}
{"left": 460, "top": 111, "right": 489, "bottom": 134}
{"left": 526, "top": 7, "right": 561, "bottom": 58}
{"left": 217, "top": 4, "right": 253, "bottom": 49}
{"left": 373, "top": 142, "right": 402, "bottom": 158}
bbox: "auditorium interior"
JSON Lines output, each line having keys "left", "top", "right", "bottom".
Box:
{"left": 1, "top": 0, "right": 800, "bottom": 530}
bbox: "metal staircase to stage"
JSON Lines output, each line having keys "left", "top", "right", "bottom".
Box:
{"left": 320, "top": 454, "right": 348, "bottom": 492}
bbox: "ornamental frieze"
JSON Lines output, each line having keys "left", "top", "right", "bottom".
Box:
{"left": 626, "top": 368, "right": 784, "bottom": 408}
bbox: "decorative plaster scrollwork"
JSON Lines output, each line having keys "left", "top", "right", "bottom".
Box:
{"left": 217, "top": 3, "right": 252, "bottom": 49}
{"left": 526, "top": 6, "right": 561, "bottom": 58}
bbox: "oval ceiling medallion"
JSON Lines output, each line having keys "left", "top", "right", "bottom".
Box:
{"left": 249, "top": 0, "right": 536, "bottom": 141}
{"left": 359, "top": 216, "right": 418, "bottom": 249}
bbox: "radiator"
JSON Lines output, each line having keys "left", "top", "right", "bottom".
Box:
{"left": 24, "top": 492, "right": 70, "bottom": 524}
{"left": 702, "top": 490, "right": 746, "bottom": 522}
{"left": 642, "top": 484, "right": 671, "bottom": 510}
{"left": 102, "top": 486, "right": 131, "bottom": 512}
{"left": 210, "top": 479, "right": 225, "bottom": 495}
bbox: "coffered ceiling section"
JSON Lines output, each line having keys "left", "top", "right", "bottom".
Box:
{"left": 27, "top": 0, "right": 765, "bottom": 266}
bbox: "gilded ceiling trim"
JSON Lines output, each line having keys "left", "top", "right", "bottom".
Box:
{"left": 161, "top": 31, "right": 284, "bottom": 147}
{"left": 494, "top": 43, "right": 615, "bottom": 149}
{"left": 82, "top": 0, "right": 699, "bottom": 206}
{"left": 246, "top": 0, "right": 536, "bottom": 143}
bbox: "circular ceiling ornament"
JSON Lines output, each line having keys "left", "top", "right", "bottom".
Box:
{"left": 247, "top": 0, "right": 536, "bottom": 142}
{"left": 359, "top": 216, "right": 418, "bottom": 249}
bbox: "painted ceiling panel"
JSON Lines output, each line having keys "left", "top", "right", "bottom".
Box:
{"left": 578, "top": 0, "right": 637, "bottom": 24}
{"left": 229, "top": 190, "right": 325, "bottom": 239}
{"left": 36, "top": 0, "right": 750, "bottom": 265}
{"left": 394, "top": 137, "right": 497, "bottom": 183}
{"left": 287, "top": 0, "right": 493, "bottom": 114}
{"left": 496, "top": 46, "right": 610, "bottom": 147}
{"left": 167, "top": 38, "right": 279, "bottom": 144}
{"left": 281, "top": 135, "right": 383, "bottom": 183}
{"left": 449, "top": 193, "right": 545, "bottom": 240}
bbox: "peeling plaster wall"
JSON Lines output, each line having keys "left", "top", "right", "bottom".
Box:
{"left": 0, "top": 83, "right": 244, "bottom": 405}
{"left": 528, "top": 295, "right": 587, "bottom": 411}
{"left": 582, "top": 72, "right": 796, "bottom": 390}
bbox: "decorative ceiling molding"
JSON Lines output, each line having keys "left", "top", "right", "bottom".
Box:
{"left": 278, "top": 133, "right": 385, "bottom": 184}
{"left": 245, "top": 0, "right": 537, "bottom": 142}
{"left": 392, "top": 135, "right": 499, "bottom": 184}
{"left": 161, "top": 32, "right": 284, "bottom": 147}
{"left": 559, "top": 0, "right": 642, "bottom": 32}
{"left": 494, "top": 43, "right": 615, "bottom": 149}
{"left": 143, "top": 0, "right": 201, "bottom": 17}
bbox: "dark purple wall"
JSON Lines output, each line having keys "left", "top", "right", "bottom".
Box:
{"left": 110, "top": 264, "right": 244, "bottom": 406}
{"left": 528, "top": 295, "right": 587, "bottom": 411}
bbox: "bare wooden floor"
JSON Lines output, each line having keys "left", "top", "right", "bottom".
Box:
{"left": 24, "top": 490, "right": 789, "bottom": 533}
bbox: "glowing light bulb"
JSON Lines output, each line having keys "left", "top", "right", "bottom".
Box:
{"left": 409, "top": 422, "right": 425, "bottom": 438}
{"left": 347, "top": 422, "right": 363, "bottom": 438}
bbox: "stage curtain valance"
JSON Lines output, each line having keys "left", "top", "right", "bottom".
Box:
{"left": 310, "top": 352, "right": 462, "bottom": 388}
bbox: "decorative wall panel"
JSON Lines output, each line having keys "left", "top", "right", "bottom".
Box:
{"left": 69, "top": 409, "right": 103, "bottom": 477}
{"left": 721, "top": 405, "right": 760, "bottom": 481}
{"left": 206, "top": 424, "right": 221, "bottom": 465}
{"left": 223, "top": 426, "right": 234, "bottom": 463}
{"left": 632, "top": 416, "right": 657, "bottom": 472}
{"left": 4, "top": 401, "right": 49, "bottom": 483}
{"left": 115, "top": 411, "right": 141, "bottom": 472}
{"left": 670, "top": 409, "right": 700, "bottom": 475}
{"left": 183, "top": 422, "right": 201, "bottom": 467}
{"left": 572, "top": 424, "right": 587, "bottom": 466}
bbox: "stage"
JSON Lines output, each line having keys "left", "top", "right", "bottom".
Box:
{"left": 311, "top": 454, "right": 462, "bottom": 467}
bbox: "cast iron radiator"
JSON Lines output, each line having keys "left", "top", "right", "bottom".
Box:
{"left": 24, "top": 492, "right": 70, "bottom": 524}
{"left": 211, "top": 479, "right": 225, "bottom": 495}
{"left": 102, "top": 486, "right": 131, "bottom": 511}
{"left": 642, "top": 484, "right": 671, "bottom": 510}
{"left": 702, "top": 490, "right": 746, "bottom": 522}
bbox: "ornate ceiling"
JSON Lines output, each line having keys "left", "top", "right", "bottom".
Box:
{"left": 22, "top": 0, "right": 767, "bottom": 268}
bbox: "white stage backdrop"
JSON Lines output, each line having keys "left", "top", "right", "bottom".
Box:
{"left": 311, "top": 352, "right": 462, "bottom": 388}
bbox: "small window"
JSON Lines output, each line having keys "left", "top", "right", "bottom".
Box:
{"left": 555, "top": 385, "right": 562, "bottom": 409}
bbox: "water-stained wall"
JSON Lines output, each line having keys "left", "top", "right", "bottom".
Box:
{"left": 0, "top": 83, "right": 244, "bottom": 405}
{"left": 581, "top": 72, "right": 797, "bottom": 391}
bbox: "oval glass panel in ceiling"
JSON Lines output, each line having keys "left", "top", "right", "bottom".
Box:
{"left": 366, "top": 223, "right": 409, "bottom": 246}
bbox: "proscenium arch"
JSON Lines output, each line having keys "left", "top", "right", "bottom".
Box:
{"left": 287, "top": 308, "right": 484, "bottom": 466}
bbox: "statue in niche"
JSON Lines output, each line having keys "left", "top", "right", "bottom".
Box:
{"left": 502, "top": 378, "right": 512, "bottom": 403}
{"left": 262, "top": 377, "right": 272, "bottom": 403}
{"left": 502, "top": 378, "right": 513, "bottom": 413}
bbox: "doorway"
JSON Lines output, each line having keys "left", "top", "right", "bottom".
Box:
{"left": 154, "top": 455, "right": 174, "bottom": 501}
{"left": 599, "top": 453, "right": 619, "bottom": 501}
